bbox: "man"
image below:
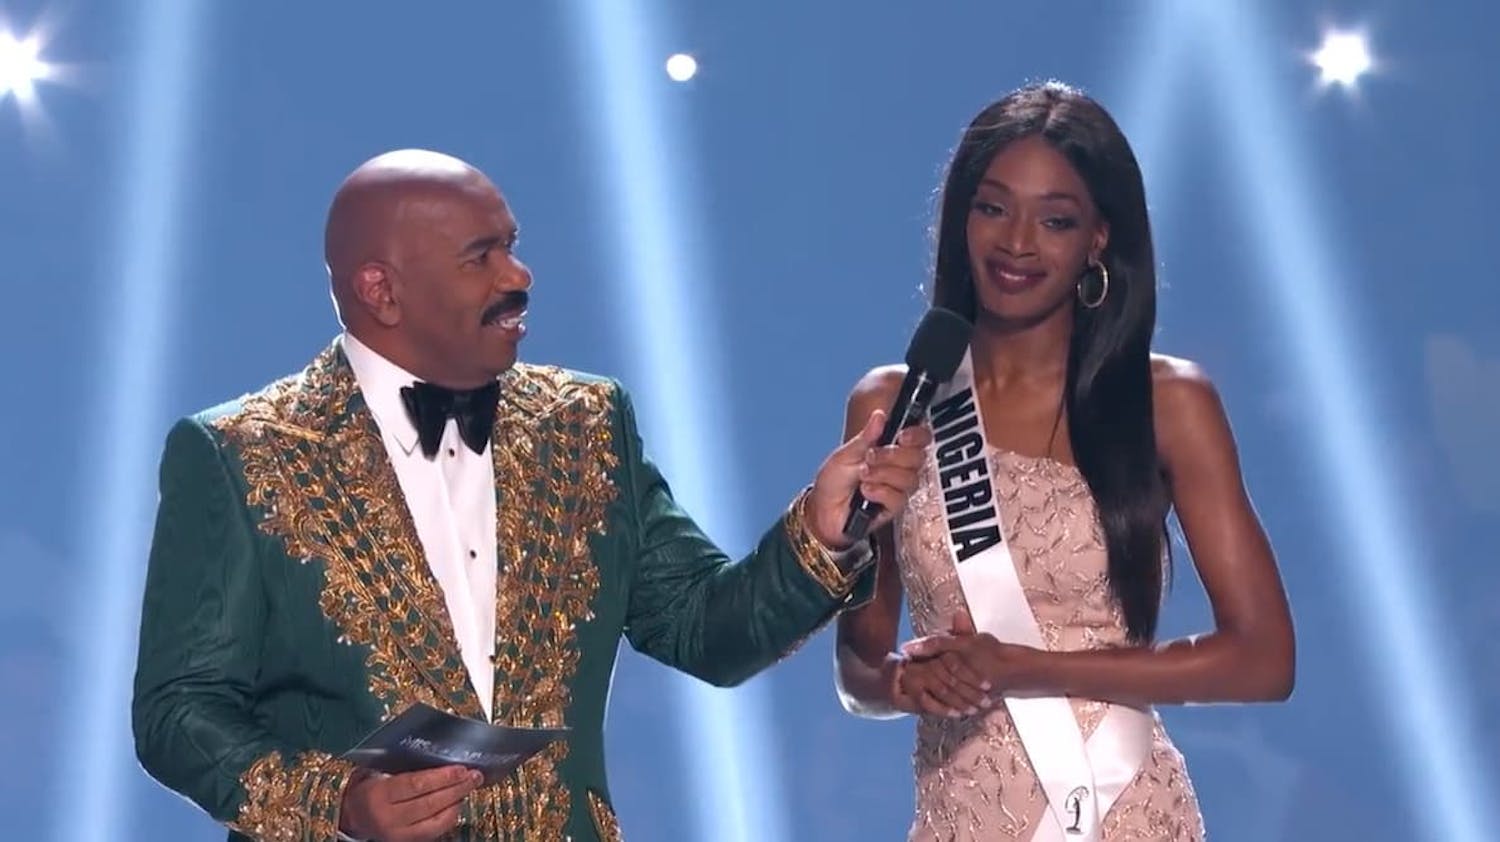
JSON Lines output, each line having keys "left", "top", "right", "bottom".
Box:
{"left": 132, "top": 149, "right": 930, "bottom": 842}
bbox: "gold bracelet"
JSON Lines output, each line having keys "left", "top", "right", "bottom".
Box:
{"left": 783, "top": 485, "right": 859, "bottom": 599}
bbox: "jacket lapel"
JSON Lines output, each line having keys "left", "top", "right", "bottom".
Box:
{"left": 255, "top": 343, "right": 484, "bottom": 720}
{"left": 485, "top": 365, "right": 619, "bottom": 727}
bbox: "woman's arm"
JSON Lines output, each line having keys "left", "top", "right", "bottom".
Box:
{"left": 833, "top": 367, "right": 911, "bottom": 718}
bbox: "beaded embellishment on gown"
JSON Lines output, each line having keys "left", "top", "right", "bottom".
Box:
{"left": 895, "top": 446, "right": 1205, "bottom": 841}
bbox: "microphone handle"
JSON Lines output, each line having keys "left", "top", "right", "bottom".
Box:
{"left": 840, "top": 371, "right": 936, "bottom": 543}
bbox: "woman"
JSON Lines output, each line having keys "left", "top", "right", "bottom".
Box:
{"left": 834, "top": 81, "right": 1294, "bottom": 841}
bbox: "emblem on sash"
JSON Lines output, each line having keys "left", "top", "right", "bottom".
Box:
{"left": 1065, "top": 786, "right": 1089, "bottom": 834}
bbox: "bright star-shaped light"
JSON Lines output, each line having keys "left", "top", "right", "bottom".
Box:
{"left": 1312, "top": 30, "right": 1373, "bottom": 87}
{"left": 0, "top": 30, "right": 49, "bottom": 101}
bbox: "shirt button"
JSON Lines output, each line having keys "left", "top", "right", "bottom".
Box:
{"left": 447, "top": 448, "right": 456, "bottom": 457}
{"left": 469, "top": 550, "right": 477, "bottom": 559}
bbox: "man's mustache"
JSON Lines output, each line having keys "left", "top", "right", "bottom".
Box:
{"left": 482, "top": 290, "right": 530, "bottom": 324}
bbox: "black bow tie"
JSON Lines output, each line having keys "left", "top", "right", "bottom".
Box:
{"left": 399, "top": 380, "right": 500, "bottom": 458}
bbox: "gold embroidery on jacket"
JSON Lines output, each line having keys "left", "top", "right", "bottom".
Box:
{"left": 468, "top": 364, "right": 618, "bottom": 840}
{"left": 213, "top": 347, "right": 479, "bottom": 719}
{"left": 215, "top": 345, "right": 620, "bottom": 840}
{"left": 587, "top": 789, "right": 625, "bottom": 842}
{"left": 231, "top": 750, "right": 354, "bottom": 841}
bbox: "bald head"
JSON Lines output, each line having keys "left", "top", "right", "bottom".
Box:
{"left": 323, "top": 149, "right": 497, "bottom": 296}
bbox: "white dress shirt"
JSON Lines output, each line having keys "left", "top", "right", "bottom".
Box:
{"left": 342, "top": 333, "right": 499, "bottom": 720}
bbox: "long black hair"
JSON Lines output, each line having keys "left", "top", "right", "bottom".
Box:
{"left": 930, "top": 81, "right": 1170, "bottom": 642}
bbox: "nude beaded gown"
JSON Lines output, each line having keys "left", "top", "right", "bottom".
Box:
{"left": 895, "top": 444, "right": 1206, "bottom": 841}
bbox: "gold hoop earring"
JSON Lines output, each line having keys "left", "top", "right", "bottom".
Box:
{"left": 1079, "top": 259, "right": 1109, "bottom": 309}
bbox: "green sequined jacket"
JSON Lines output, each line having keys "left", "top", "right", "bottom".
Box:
{"left": 132, "top": 342, "right": 873, "bottom": 841}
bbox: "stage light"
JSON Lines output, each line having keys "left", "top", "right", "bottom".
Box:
{"left": 666, "top": 52, "right": 697, "bottom": 82}
{"left": 566, "top": 3, "right": 786, "bottom": 841}
{"left": 1204, "top": 4, "right": 1494, "bottom": 838}
{"left": 1312, "top": 30, "right": 1372, "bottom": 87}
{"left": 0, "top": 30, "right": 48, "bottom": 100}
{"left": 55, "top": 3, "right": 213, "bottom": 839}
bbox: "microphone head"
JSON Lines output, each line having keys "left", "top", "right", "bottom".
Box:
{"left": 904, "top": 307, "right": 973, "bottom": 382}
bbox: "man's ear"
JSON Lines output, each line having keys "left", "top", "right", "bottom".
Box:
{"left": 351, "top": 262, "right": 401, "bottom": 327}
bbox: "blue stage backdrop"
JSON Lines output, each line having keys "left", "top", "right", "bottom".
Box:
{"left": 1, "top": 1, "right": 1495, "bottom": 839}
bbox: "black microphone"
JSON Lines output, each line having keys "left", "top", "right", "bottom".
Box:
{"left": 841, "top": 306, "right": 973, "bottom": 543}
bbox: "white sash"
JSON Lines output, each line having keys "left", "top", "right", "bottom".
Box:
{"left": 928, "top": 352, "right": 1154, "bottom": 841}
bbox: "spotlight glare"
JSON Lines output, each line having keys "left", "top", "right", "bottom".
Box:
{"left": 665, "top": 52, "right": 697, "bottom": 82}
{"left": 1312, "top": 30, "right": 1372, "bottom": 87}
{"left": 0, "top": 30, "right": 48, "bottom": 99}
